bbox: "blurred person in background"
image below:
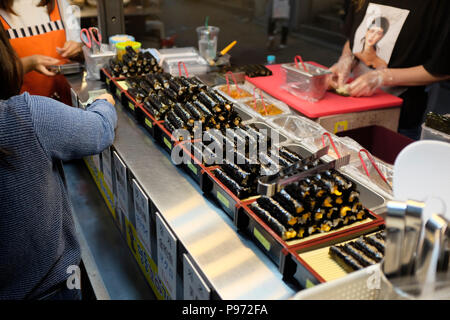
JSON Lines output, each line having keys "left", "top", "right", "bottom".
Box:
{"left": 0, "top": 0, "right": 83, "bottom": 104}
{"left": 328, "top": 0, "right": 450, "bottom": 140}
{"left": 267, "top": 0, "right": 292, "bottom": 50}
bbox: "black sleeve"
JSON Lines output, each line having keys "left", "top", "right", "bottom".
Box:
{"left": 423, "top": 2, "right": 450, "bottom": 76}
{"left": 342, "top": 1, "right": 356, "bottom": 40}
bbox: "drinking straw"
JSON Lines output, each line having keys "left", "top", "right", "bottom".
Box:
{"left": 253, "top": 88, "right": 267, "bottom": 115}
{"left": 225, "top": 71, "right": 241, "bottom": 96}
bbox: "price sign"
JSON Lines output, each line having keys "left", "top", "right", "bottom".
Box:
{"left": 156, "top": 212, "right": 177, "bottom": 300}
{"left": 183, "top": 254, "right": 211, "bottom": 300}
{"left": 101, "top": 147, "right": 113, "bottom": 191}
{"left": 113, "top": 151, "right": 129, "bottom": 222}
{"left": 132, "top": 179, "right": 151, "bottom": 255}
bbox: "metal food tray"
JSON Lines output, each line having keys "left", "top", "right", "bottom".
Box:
{"left": 204, "top": 121, "right": 289, "bottom": 221}
{"left": 284, "top": 228, "right": 384, "bottom": 289}
{"left": 235, "top": 142, "right": 385, "bottom": 270}
{"left": 236, "top": 93, "right": 292, "bottom": 121}
{"left": 281, "top": 62, "right": 331, "bottom": 102}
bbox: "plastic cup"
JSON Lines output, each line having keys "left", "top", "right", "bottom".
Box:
{"left": 196, "top": 26, "right": 220, "bottom": 61}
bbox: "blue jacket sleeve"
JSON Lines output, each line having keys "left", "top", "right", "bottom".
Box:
{"left": 27, "top": 93, "right": 117, "bottom": 161}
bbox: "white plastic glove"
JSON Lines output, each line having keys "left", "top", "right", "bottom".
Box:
{"left": 349, "top": 68, "right": 394, "bottom": 97}
{"left": 328, "top": 54, "right": 354, "bottom": 90}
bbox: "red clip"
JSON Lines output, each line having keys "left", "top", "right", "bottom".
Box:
{"left": 252, "top": 88, "right": 267, "bottom": 114}
{"left": 358, "top": 149, "right": 392, "bottom": 189}
{"left": 322, "top": 132, "right": 341, "bottom": 158}
{"left": 178, "top": 61, "right": 189, "bottom": 77}
{"left": 294, "top": 55, "right": 309, "bottom": 73}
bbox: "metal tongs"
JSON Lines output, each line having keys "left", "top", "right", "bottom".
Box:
{"left": 385, "top": 200, "right": 450, "bottom": 298}
{"left": 257, "top": 146, "right": 351, "bottom": 197}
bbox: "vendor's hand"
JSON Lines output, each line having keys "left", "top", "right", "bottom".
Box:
{"left": 328, "top": 54, "right": 353, "bottom": 90}
{"left": 348, "top": 69, "right": 393, "bottom": 97}
{"left": 95, "top": 93, "right": 115, "bottom": 106}
{"left": 56, "top": 41, "right": 83, "bottom": 59}
{"left": 23, "top": 55, "right": 60, "bottom": 76}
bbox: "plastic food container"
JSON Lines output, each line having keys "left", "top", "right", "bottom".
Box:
{"left": 235, "top": 92, "right": 291, "bottom": 120}
{"left": 116, "top": 41, "right": 141, "bottom": 60}
{"left": 82, "top": 45, "right": 116, "bottom": 80}
{"left": 109, "top": 34, "right": 135, "bottom": 51}
{"left": 420, "top": 123, "right": 450, "bottom": 143}
{"left": 281, "top": 62, "right": 331, "bottom": 103}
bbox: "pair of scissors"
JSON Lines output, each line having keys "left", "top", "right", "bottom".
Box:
{"left": 80, "top": 27, "right": 102, "bottom": 54}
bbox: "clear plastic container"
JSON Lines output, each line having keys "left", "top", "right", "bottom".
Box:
{"left": 281, "top": 62, "right": 331, "bottom": 103}
{"left": 420, "top": 123, "right": 450, "bottom": 143}
{"left": 83, "top": 45, "right": 116, "bottom": 80}
{"left": 235, "top": 91, "right": 291, "bottom": 120}
{"left": 196, "top": 26, "right": 220, "bottom": 61}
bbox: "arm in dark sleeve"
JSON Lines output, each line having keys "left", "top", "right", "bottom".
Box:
{"left": 28, "top": 94, "right": 117, "bottom": 161}
{"left": 423, "top": 2, "right": 450, "bottom": 76}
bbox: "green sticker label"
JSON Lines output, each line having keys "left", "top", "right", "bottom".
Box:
{"left": 145, "top": 118, "right": 153, "bottom": 129}
{"left": 187, "top": 162, "right": 197, "bottom": 175}
{"left": 163, "top": 137, "right": 172, "bottom": 150}
{"left": 106, "top": 78, "right": 111, "bottom": 85}
{"left": 216, "top": 191, "right": 230, "bottom": 209}
{"left": 306, "top": 279, "right": 315, "bottom": 289}
{"left": 128, "top": 102, "right": 135, "bottom": 111}
{"left": 253, "top": 227, "right": 271, "bottom": 251}
{"left": 116, "top": 88, "right": 121, "bottom": 98}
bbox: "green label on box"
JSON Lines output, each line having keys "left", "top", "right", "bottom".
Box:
{"left": 163, "top": 137, "right": 172, "bottom": 150}
{"left": 306, "top": 279, "right": 315, "bottom": 289}
{"left": 216, "top": 191, "right": 230, "bottom": 209}
{"left": 128, "top": 102, "right": 135, "bottom": 111}
{"left": 116, "top": 88, "right": 121, "bottom": 98}
{"left": 187, "top": 162, "right": 198, "bottom": 175}
{"left": 145, "top": 118, "right": 153, "bottom": 129}
{"left": 253, "top": 227, "right": 271, "bottom": 251}
{"left": 106, "top": 78, "right": 110, "bottom": 85}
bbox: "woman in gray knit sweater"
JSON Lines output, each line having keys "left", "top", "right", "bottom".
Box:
{"left": 0, "top": 25, "right": 117, "bottom": 300}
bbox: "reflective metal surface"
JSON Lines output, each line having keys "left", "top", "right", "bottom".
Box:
{"left": 67, "top": 73, "right": 295, "bottom": 300}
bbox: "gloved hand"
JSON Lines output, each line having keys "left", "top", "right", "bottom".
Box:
{"left": 328, "top": 54, "right": 354, "bottom": 90}
{"left": 349, "top": 68, "right": 394, "bottom": 97}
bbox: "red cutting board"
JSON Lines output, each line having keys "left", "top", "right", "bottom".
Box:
{"left": 246, "top": 64, "right": 403, "bottom": 118}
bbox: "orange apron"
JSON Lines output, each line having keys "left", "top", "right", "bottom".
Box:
{"left": 1, "top": 1, "right": 71, "bottom": 104}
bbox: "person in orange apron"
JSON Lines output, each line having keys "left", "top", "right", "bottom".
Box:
{"left": 0, "top": 0, "right": 82, "bottom": 104}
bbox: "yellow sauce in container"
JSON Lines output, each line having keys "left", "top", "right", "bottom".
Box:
{"left": 245, "top": 100, "right": 283, "bottom": 116}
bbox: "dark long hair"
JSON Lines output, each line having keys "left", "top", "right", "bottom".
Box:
{"left": 0, "top": 0, "right": 55, "bottom": 15}
{"left": 0, "top": 22, "right": 22, "bottom": 164}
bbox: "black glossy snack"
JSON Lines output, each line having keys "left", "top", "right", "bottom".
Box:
{"left": 273, "top": 189, "right": 306, "bottom": 217}
{"left": 297, "top": 225, "right": 318, "bottom": 239}
{"left": 188, "top": 76, "right": 207, "bottom": 90}
{"left": 204, "top": 129, "right": 235, "bottom": 151}
{"left": 329, "top": 246, "right": 364, "bottom": 272}
{"left": 163, "top": 114, "right": 177, "bottom": 133}
{"left": 313, "top": 208, "right": 326, "bottom": 222}
{"left": 126, "top": 77, "right": 140, "bottom": 89}
{"left": 173, "top": 102, "right": 195, "bottom": 127}
{"left": 235, "top": 127, "right": 258, "bottom": 147}
{"left": 147, "top": 94, "right": 170, "bottom": 115}
{"left": 196, "top": 90, "right": 220, "bottom": 110}
{"left": 193, "top": 100, "right": 214, "bottom": 119}
{"left": 213, "top": 168, "right": 251, "bottom": 199}
{"left": 143, "top": 101, "right": 162, "bottom": 120}
{"left": 154, "top": 73, "right": 170, "bottom": 89}
{"left": 233, "top": 150, "right": 260, "bottom": 175}
{"left": 142, "top": 52, "right": 157, "bottom": 66}
{"left": 278, "top": 147, "right": 303, "bottom": 163}
{"left": 166, "top": 109, "right": 187, "bottom": 130}
{"left": 343, "top": 243, "right": 377, "bottom": 267}
{"left": 138, "top": 79, "right": 156, "bottom": 95}
{"left": 179, "top": 76, "right": 197, "bottom": 95}
{"left": 250, "top": 202, "right": 297, "bottom": 241}
{"left": 257, "top": 196, "right": 297, "bottom": 227}
{"left": 225, "top": 128, "right": 247, "bottom": 151}
{"left": 221, "top": 159, "right": 253, "bottom": 187}
{"left": 184, "top": 101, "right": 206, "bottom": 123}
{"left": 245, "top": 124, "right": 271, "bottom": 148}
{"left": 122, "top": 53, "right": 134, "bottom": 68}
{"left": 189, "top": 142, "right": 217, "bottom": 165}
{"left": 168, "top": 77, "right": 186, "bottom": 96}
{"left": 365, "top": 234, "right": 385, "bottom": 254}
{"left": 269, "top": 149, "right": 292, "bottom": 168}
{"left": 353, "top": 237, "right": 383, "bottom": 262}
{"left": 208, "top": 90, "right": 234, "bottom": 113}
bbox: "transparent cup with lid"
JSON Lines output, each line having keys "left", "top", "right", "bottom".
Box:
{"left": 196, "top": 26, "right": 220, "bottom": 61}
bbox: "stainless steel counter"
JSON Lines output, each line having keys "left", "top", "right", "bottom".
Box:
{"left": 67, "top": 73, "right": 295, "bottom": 300}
